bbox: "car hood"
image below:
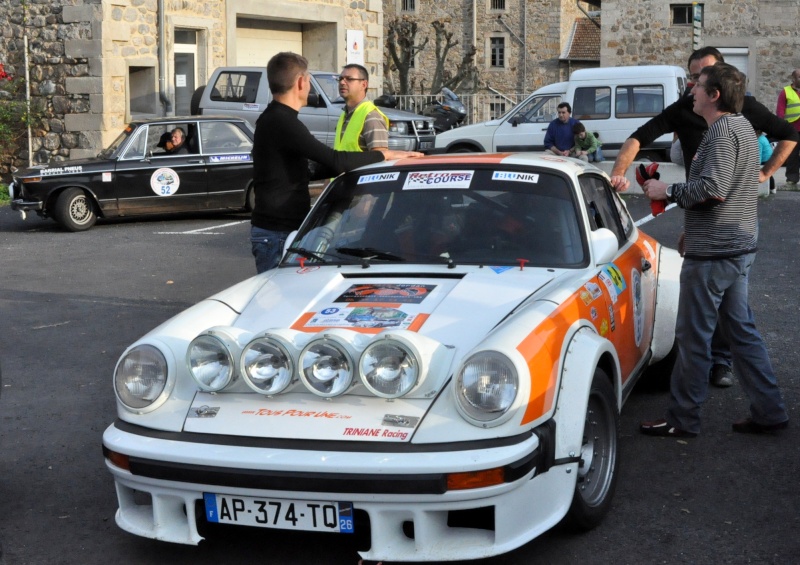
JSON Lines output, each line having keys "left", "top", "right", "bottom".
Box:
{"left": 184, "top": 265, "right": 557, "bottom": 442}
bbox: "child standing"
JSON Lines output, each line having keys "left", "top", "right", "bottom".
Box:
{"left": 570, "top": 122, "right": 603, "bottom": 162}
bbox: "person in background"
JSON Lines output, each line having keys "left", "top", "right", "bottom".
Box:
{"left": 775, "top": 68, "right": 800, "bottom": 187}
{"left": 334, "top": 64, "right": 389, "bottom": 152}
{"left": 610, "top": 46, "right": 799, "bottom": 389}
{"left": 570, "top": 122, "right": 603, "bottom": 162}
{"left": 755, "top": 129, "right": 775, "bottom": 194}
{"left": 639, "top": 63, "right": 789, "bottom": 438}
{"left": 544, "top": 102, "right": 580, "bottom": 157}
{"left": 250, "top": 52, "right": 422, "bottom": 274}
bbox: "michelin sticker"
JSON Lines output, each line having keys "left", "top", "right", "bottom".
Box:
{"left": 150, "top": 168, "right": 180, "bottom": 196}
{"left": 209, "top": 154, "right": 251, "bottom": 163}
{"left": 403, "top": 171, "right": 473, "bottom": 190}
{"left": 632, "top": 269, "right": 644, "bottom": 346}
{"left": 358, "top": 172, "right": 400, "bottom": 184}
{"left": 492, "top": 171, "right": 539, "bottom": 184}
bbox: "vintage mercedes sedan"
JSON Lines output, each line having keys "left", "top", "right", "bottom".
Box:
{"left": 9, "top": 116, "right": 254, "bottom": 231}
{"left": 102, "top": 153, "right": 681, "bottom": 562}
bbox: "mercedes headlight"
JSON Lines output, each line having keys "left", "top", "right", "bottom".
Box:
{"left": 187, "top": 334, "right": 235, "bottom": 391}
{"left": 456, "top": 352, "right": 518, "bottom": 424}
{"left": 299, "top": 338, "right": 354, "bottom": 397}
{"left": 241, "top": 336, "right": 295, "bottom": 395}
{"left": 359, "top": 340, "right": 419, "bottom": 398}
{"left": 115, "top": 345, "right": 168, "bottom": 410}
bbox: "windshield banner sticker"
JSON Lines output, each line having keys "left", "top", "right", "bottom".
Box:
{"left": 150, "top": 168, "right": 180, "bottom": 196}
{"left": 335, "top": 284, "right": 436, "bottom": 304}
{"left": 403, "top": 171, "right": 473, "bottom": 190}
{"left": 492, "top": 171, "right": 540, "bottom": 184}
{"left": 357, "top": 172, "right": 400, "bottom": 184}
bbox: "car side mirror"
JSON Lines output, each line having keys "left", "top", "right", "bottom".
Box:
{"left": 307, "top": 92, "right": 320, "bottom": 107}
{"left": 590, "top": 228, "right": 619, "bottom": 265}
{"left": 510, "top": 116, "right": 519, "bottom": 127}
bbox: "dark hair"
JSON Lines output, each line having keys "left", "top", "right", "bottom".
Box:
{"left": 572, "top": 122, "right": 586, "bottom": 134}
{"left": 688, "top": 46, "right": 724, "bottom": 69}
{"left": 342, "top": 63, "right": 369, "bottom": 81}
{"left": 267, "top": 52, "right": 308, "bottom": 95}
{"left": 700, "top": 63, "right": 746, "bottom": 113}
{"left": 557, "top": 102, "right": 572, "bottom": 113}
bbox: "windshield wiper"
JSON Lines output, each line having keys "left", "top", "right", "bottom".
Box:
{"left": 286, "top": 247, "right": 334, "bottom": 263}
{"left": 336, "top": 247, "right": 406, "bottom": 262}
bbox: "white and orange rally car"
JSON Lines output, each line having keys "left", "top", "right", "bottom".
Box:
{"left": 103, "top": 153, "right": 681, "bottom": 562}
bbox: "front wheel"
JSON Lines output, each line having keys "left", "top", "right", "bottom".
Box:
{"left": 565, "top": 368, "right": 619, "bottom": 530}
{"left": 54, "top": 188, "right": 97, "bottom": 231}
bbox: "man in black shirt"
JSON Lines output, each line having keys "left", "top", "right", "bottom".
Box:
{"left": 610, "top": 47, "right": 798, "bottom": 388}
{"left": 251, "top": 52, "right": 421, "bottom": 273}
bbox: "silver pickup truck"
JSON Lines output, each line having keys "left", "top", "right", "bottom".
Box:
{"left": 192, "top": 67, "right": 436, "bottom": 152}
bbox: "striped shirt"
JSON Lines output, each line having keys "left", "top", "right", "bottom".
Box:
{"left": 340, "top": 106, "right": 389, "bottom": 151}
{"left": 671, "top": 113, "right": 760, "bottom": 259}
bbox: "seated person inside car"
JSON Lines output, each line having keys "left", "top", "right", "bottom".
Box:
{"left": 163, "top": 127, "right": 189, "bottom": 155}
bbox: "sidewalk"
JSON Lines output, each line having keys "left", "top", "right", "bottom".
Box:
{"left": 595, "top": 160, "right": 795, "bottom": 196}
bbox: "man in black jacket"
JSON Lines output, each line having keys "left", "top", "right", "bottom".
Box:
{"left": 251, "top": 52, "right": 421, "bottom": 273}
{"left": 610, "top": 47, "right": 798, "bottom": 388}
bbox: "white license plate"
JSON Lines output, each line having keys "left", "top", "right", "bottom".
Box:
{"left": 203, "top": 493, "right": 354, "bottom": 533}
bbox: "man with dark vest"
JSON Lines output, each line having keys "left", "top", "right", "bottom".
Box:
{"left": 776, "top": 68, "right": 800, "bottom": 186}
{"left": 334, "top": 64, "right": 389, "bottom": 152}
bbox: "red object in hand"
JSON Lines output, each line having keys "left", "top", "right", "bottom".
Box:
{"left": 650, "top": 200, "right": 666, "bottom": 216}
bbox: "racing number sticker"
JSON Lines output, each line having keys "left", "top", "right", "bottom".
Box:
{"left": 150, "top": 167, "right": 180, "bottom": 196}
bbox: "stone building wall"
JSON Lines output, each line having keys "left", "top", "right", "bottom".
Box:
{"left": 600, "top": 0, "right": 800, "bottom": 105}
{"left": 382, "top": 0, "right": 596, "bottom": 97}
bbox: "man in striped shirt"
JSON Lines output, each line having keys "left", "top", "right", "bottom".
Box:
{"left": 638, "top": 63, "right": 789, "bottom": 438}
{"left": 334, "top": 64, "right": 389, "bottom": 153}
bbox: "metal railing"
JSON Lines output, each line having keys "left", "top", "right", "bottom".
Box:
{"left": 389, "top": 93, "right": 529, "bottom": 125}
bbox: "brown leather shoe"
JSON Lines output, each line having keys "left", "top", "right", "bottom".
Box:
{"left": 640, "top": 418, "right": 697, "bottom": 438}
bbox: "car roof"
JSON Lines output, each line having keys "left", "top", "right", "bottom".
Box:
{"left": 128, "top": 116, "right": 250, "bottom": 126}
{"left": 360, "top": 152, "right": 599, "bottom": 176}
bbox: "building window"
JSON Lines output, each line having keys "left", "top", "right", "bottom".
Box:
{"left": 489, "top": 102, "right": 506, "bottom": 119}
{"left": 490, "top": 37, "right": 505, "bottom": 68}
{"left": 671, "top": 4, "right": 703, "bottom": 26}
{"left": 490, "top": 0, "right": 506, "bottom": 10}
{"left": 401, "top": 0, "right": 416, "bottom": 12}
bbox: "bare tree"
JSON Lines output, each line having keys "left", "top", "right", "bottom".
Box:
{"left": 385, "top": 17, "right": 428, "bottom": 96}
{"left": 385, "top": 17, "right": 477, "bottom": 95}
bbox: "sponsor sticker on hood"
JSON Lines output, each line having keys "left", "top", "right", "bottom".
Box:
{"left": 403, "top": 170, "right": 473, "bottom": 190}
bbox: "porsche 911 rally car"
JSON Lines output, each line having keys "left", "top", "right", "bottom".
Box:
{"left": 102, "top": 153, "right": 681, "bottom": 562}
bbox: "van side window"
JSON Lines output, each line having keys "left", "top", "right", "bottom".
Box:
{"left": 574, "top": 87, "right": 611, "bottom": 120}
{"left": 209, "top": 71, "right": 261, "bottom": 104}
{"left": 616, "top": 85, "right": 664, "bottom": 117}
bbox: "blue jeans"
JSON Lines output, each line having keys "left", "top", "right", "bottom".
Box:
{"left": 250, "top": 226, "right": 289, "bottom": 274}
{"left": 666, "top": 254, "right": 788, "bottom": 433}
{"left": 589, "top": 147, "right": 603, "bottom": 162}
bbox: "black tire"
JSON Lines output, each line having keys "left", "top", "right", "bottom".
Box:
{"left": 449, "top": 145, "right": 478, "bottom": 154}
{"left": 565, "top": 368, "right": 619, "bottom": 530}
{"left": 245, "top": 184, "right": 255, "bottom": 212}
{"left": 190, "top": 85, "right": 205, "bottom": 115}
{"left": 53, "top": 188, "right": 97, "bottom": 232}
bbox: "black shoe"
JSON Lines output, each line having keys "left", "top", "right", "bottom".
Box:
{"left": 640, "top": 418, "right": 697, "bottom": 438}
{"left": 732, "top": 418, "right": 788, "bottom": 434}
{"left": 710, "top": 364, "right": 733, "bottom": 388}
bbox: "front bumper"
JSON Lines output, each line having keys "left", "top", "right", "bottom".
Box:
{"left": 10, "top": 199, "right": 44, "bottom": 212}
{"left": 102, "top": 419, "right": 576, "bottom": 561}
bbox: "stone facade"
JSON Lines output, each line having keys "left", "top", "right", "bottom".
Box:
{"left": 601, "top": 0, "right": 800, "bottom": 105}
{"left": 381, "top": 0, "right": 596, "bottom": 97}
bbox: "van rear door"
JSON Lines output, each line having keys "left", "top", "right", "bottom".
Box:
{"left": 200, "top": 69, "right": 268, "bottom": 126}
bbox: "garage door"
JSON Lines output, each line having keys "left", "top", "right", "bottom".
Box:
{"left": 236, "top": 19, "right": 302, "bottom": 66}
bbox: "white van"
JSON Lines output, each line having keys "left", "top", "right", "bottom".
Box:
{"left": 434, "top": 65, "right": 687, "bottom": 160}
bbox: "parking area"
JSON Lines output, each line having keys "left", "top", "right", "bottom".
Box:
{"left": 0, "top": 196, "right": 798, "bottom": 564}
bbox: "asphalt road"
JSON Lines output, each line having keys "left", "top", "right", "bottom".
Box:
{"left": 0, "top": 195, "right": 798, "bottom": 565}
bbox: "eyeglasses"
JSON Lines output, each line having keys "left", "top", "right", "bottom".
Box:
{"left": 337, "top": 75, "right": 366, "bottom": 83}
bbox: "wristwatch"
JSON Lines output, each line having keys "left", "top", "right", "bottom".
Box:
{"left": 665, "top": 184, "right": 675, "bottom": 202}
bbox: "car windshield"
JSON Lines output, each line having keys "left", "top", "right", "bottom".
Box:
{"left": 98, "top": 126, "right": 135, "bottom": 159}
{"left": 313, "top": 73, "right": 344, "bottom": 103}
{"left": 286, "top": 167, "right": 587, "bottom": 268}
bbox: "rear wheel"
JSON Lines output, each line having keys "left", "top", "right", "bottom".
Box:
{"left": 565, "top": 368, "right": 619, "bottom": 530}
{"left": 449, "top": 145, "right": 478, "bottom": 154}
{"left": 245, "top": 184, "right": 256, "bottom": 212}
{"left": 190, "top": 85, "right": 205, "bottom": 115}
{"left": 54, "top": 188, "right": 96, "bottom": 231}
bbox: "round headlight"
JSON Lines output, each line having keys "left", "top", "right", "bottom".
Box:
{"left": 241, "top": 337, "right": 294, "bottom": 395}
{"left": 299, "top": 339, "right": 354, "bottom": 397}
{"left": 360, "top": 340, "right": 418, "bottom": 398}
{"left": 115, "top": 345, "right": 168, "bottom": 410}
{"left": 456, "top": 352, "right": 518, "bottom": 423}
{"left": 187, "top": 334, "right": 235, "bottom": 391}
